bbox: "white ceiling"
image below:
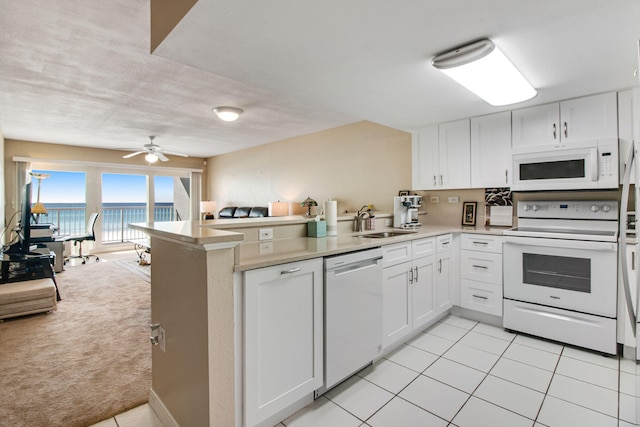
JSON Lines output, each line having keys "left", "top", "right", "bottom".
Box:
{"left": 1, "top": 0, "right": 639, "bottom": 160}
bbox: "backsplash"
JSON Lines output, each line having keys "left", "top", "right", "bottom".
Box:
{"left": 413, "top": 188, "right": 624, "bottom": 227}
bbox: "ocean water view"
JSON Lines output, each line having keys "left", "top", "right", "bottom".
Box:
{"left": 33, "top": 202, "right": 176, "bottom": 243}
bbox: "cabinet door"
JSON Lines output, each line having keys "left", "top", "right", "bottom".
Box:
{"left": 471, "top": 111, "right": 512, "bottom": 188}
{"left": 512, "top": 103, "right": 559, "bottom": 148}
{"left": 436, "top": 250, "right": 453, "bottom": 313}
{"left": 439, "top": 119, "right": 471, "bottom": 189}
{"left": 412, "top": 125, "right": 439, "bottom": 190}
{"left": 560, "top": 92, "right": 618, "bottom": 143}
{"left": 618, "top": 90, "right": 634, "bottom": 184}
{"left": 244, "top": 259, "right": 323, "bottom": 427}
{"left": 412, "top": 254, "right": 436, "bottom": 331}
{"left": 382, "top": 262, "right": 412, "bottom": 349}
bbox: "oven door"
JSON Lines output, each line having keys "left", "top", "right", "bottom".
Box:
{"left": 503, "top": 236, "right": 617, "bottom": 317}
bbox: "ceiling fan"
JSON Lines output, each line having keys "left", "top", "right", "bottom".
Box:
{"left": 122, "top": 136, "right": 188, "bottom": 163}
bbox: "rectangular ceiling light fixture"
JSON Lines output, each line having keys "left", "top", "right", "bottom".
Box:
{"left": 432, "top": 39, "right": 537, "bottom": 106}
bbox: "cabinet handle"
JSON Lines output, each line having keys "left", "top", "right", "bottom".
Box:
{"left": 409, "top": 267, "right": 414, "bottom": 284}
{"left": 552, "top": 123, "right": 557, "bottom": 139}
{"left": 281, "top": 267, "right": 301, "bottom": 275}
{"left": 633, "top": 251, "right": 636, "bottom": 271}
{"left": 505, "top": 169, "right": 508, "bottom": 184}
{"left": 439, "top": 174, "right": 443, "bottom": 186}
{"left": 472, "top": 264, "right": 488, "bottom": 269}
{"left": 438, "top": 259, "right": 442, "bottom": 273}
{"left": 563, "top": 121, "right": 568, "bottom": 138}
{"left": 472, "top": 294, "right": 488, "bottom": 300}
{"left": 472, "top": 241, "right": 488, "bottom": 246}
{"left": 414, "top": 266, "right": 418, "bottom": 281}
{"left": 433, "top": 175, "right": 437, "bottom": 186}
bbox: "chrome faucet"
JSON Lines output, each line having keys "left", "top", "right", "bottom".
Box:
{"left": 354, "top": 204, "right": 371, "bottom": 232}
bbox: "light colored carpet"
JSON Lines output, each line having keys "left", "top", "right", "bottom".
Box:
{"left": 0, "top": 253, "right": 151, "bottom": 427}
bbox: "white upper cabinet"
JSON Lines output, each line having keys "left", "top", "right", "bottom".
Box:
{"left": 411, "top": 120, "right": 470, "bottom": 191}
{"left": 512, "top": 92, "right": 618, "bottom": 149}
{"left": 511, "top": 103, "right": 559, "bottom": 148}
{"left": 618, "top": 89, "right": 634, "bottom": 184}
{"left": 470, "top": 111, "right": 512, "bottom": 188}
{"left": 439, "top": 119, "right": 471, "bottom": 189}
{"left": 411, "top": 125, "right": 439, "bottom": 190}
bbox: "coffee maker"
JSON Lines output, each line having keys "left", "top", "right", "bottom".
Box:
{"left": 393, "top": 195, "right": 422, "bottom": 229}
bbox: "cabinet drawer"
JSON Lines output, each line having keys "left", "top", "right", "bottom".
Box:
{"left": 460, "top": 279, "right": 503, "bottom": 316}
{"left": 383, "top": 242, "right": 412, "bottom": 268}
{"left": 436, "top": 234, "right": 453, "bottom": 252}
{"left": 460, "top": 250, "right": 502, "bottom": 284}
{"left": 461, "top": 233, "right": 503, "bottom": 253}
{"left": 412, "top": 237, "right": 436, "bottom": 259}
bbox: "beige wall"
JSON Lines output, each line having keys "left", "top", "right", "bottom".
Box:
{"left": 207, "top": 121, "right": 411, "bottom": 214}
{"left": 4, "top": 139, "right": 206, "bottom": 225}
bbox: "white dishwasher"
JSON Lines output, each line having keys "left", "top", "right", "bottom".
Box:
{"left": 320, "top": 247, "right": 384, "bottom": 395}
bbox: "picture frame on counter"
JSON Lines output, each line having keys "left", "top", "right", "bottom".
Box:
{"left": 398, "top": 190, "right": 410, "bottom": 197}
{"left": 462, "top": 202, "right": 477, "bottom": 226}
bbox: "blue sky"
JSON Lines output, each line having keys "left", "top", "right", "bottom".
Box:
{"left": 32, "top": 170, "right": 174, "bottom": 203}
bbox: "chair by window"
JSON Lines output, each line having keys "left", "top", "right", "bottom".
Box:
{"left": 62, "top": 212, "right": 100, "bottom": 265}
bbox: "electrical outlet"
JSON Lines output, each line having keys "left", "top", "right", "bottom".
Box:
{"left": 158, "top": 326, "right": 166, "bottom": 353}
{"left": 430, "top": 196, "right": 440, "bottom": 203}
{"left": 448, "top": 196, "right": 460, "bottom": 203}
{"left": 259, "top": 228, "right": 273, "bottom": 240}
{"left": 385, "top": 218, "right": 392, "bottom": 226}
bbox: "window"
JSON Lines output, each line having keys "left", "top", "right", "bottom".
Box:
{"left": 30, "top": 170, "right": 87, "bottom": 235}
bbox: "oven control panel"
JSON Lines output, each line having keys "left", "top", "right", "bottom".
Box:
{"left": 517, "top": 201, "right": 618, "bottom": 220}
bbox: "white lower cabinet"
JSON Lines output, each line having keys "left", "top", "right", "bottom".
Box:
{"left": 382, "top": 234, "right": 453, "bottom": 349}
{"left": 460, "top": 233, "right": 503, "bottom": 316}
{"left": 243, "top": 258, "right": 323, "bottom": 427}
{"left": 436, "top": 234, "right": 454, "bottom": 313}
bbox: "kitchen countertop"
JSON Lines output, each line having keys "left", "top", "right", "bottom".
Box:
{"left": 130, "top": 218, "right": 508, "bottom": 272}
{"left": 234, "top": 224, "right": 506, "bottom": 272}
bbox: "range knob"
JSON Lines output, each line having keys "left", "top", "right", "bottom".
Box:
{"left": 601, "top": 205, "right": 611, "bottom": 212}
{"left": 522, "top": 204, "right": 530, "bottom": 212}
{"left": 591, "top": 205, "right": 599, "bottom": 212}
{"left": 531, "top": 204, "right": 539, "bottom": 212}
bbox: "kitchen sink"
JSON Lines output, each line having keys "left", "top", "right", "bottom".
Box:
{"left": 355, "top": 231, "right": 417, "bottom": 238}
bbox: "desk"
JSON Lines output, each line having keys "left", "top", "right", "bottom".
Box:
{"left": 0, "top": 253, "right": 60, "bottom": 301}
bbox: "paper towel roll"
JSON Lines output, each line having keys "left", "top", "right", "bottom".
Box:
{"left": 324, "top": 199, "right": 338, "bottom": 236}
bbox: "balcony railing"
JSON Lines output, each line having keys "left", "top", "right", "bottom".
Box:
{"left": 36, "top": 204, "right": 176, "bottom": 244}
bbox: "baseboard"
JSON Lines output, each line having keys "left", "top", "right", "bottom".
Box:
{"left": 149, "top": 389, "right": 180, "bottom": 427}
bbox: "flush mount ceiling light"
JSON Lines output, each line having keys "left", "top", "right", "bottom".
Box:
{"left": 432, "top": 39, "right": 537, "bottom": 106}
{"left": 213, "top": 106, "right": 244, "bottom": 121}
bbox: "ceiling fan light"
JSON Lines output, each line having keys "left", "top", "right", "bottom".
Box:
{"left": 145, "top": 153, "right": 159, "bottom": 163}
{"left": 213, "top": 106, "right": 243, "bottom": 121}
{"left": 432, "top": 39, "right": 537, "bottom": 106}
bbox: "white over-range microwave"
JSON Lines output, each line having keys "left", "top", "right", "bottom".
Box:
{"left": 511, "top": 138, "right": 618, "bottom": 191}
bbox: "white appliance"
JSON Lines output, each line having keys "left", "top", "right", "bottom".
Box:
{"left": 318, "top": 247, "right": 383, "bottom": 396}
{"left": 503, "top": 200, "right": 619, "bottom": 354}
{"left": 511, "top": 138, "right": 618, "bottom": 191}
{"left": 393, "top": 195, "right": 422, "bottom": 229}
{"left": 620, "top": 139, "right": 640, "bottom": 360}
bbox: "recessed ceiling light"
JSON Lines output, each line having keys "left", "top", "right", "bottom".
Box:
{"left": 432, "top": 39, "right": 537, "bottom": 106}
{"left": 213, "top": 106, "right": 244, "bottom": 121}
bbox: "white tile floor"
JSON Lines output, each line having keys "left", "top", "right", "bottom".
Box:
{"left": 93, "top": 315, "right": 640, "bottom": 427}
